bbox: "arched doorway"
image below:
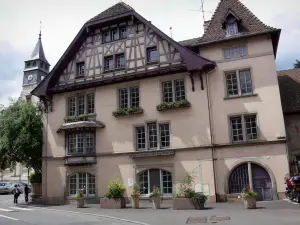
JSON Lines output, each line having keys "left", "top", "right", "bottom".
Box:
{"left": 228, "top": 162, "right": 272, "bottom": 201}
{"left": 138, "top": 169, "right": 172, "bottom": 196}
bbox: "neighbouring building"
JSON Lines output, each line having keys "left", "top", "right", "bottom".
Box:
{"left": 278, "top": 68, "right": 300, "bottom": 174}
{"left": 0, "top": 31, "right": 50, "bottom": 183}
{"left": 31, "top": 0, "right": 289, "bottom": 204}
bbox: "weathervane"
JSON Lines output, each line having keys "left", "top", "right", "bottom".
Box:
{"left": 39, "top": 21, "right": 42, "bottom": 39}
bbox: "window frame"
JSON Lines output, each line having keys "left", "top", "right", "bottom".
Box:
{"left": 118, "top": 86, "right": 140, "bottom": 109}
{"left": 104, "top": 54, "right": 126, "bottom": 71}
{"left": 224, "top": 45, "right": 247, "bottom": 60}
{"left": 102, "top": 27, "right": 127, "bottom": 44}
{"left": 226, "top": 22, "right": 239, "bottom": 36}
{"left": 76, "top": 62, "right": 85, "bottom": 77}
{"left": 66, "top": 131, "right": 96, "bottom": 156}
{"left": 224, "top": 68, "right": 253, "bottom": 98}
{"left": 229, "top": 113, "right": 258, "bottom": 143}
{"left": 161, "top": 78, "right": 186, "bottom": 103}
{"left": 69, "top": 172, "right": 96, "bottom": 197}
{"left": 146, "top": 46, "right": 159, "bottom": 63}
{"left": 135, "top": 122, "right": 171, "bottom": 151}
{"left": 67, "top": 93, "right": 95, "bottom": 117}
{"left": 115, "top": 53, "right": 125, "bottom": 69}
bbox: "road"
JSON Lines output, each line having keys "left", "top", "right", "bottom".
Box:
{"left": 0, "top": 194, "right": 139, "bottom": 225}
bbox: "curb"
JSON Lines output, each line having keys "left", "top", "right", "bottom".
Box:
{"left": 29, "top": 206, "right": 150, "bottom": 225}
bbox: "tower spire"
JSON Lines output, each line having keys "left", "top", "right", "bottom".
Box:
{"left": 39, "top": 21, "right": 42, "bottom": 39}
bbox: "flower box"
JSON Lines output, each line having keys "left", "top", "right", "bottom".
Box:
{"left": 100, "top": 198, "right": 126, "bottom": 209}
{"left": 112, "top": 107, "right": 143, "bottom": 117}
{"left": 76, "top": 198, "right": 85, "bottom": 208}
{"left": 242, "top": 196, "right": 257, "bottom": 209}
{"left": 173, "top": 198, "right": 205, "bottom": 210}
{"left": 156, "top": 99, "right": 191, "bottom": 111}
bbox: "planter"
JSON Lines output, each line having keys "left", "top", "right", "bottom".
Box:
{"left": 131, "top": 195, "right": 139, "bottom": 209}
{"left": 76, "top": 198, "right": 85, "bottom": 208}
{"left": 243, "top": 196, "right": 256, "bottom": 209}
{"left": 173, "top": 198, "right": 194, "bottom": 210}
{"left": 151, "top": 195, "right": 160, "bottom": 209}
{"left": 100, "top": 198, "right": 126, "bottom": 209}
{"left": 31, "top": 183, "right": 42, "bottom": 196}
{"left": 191, "top": 199, "right": 205, "bottom": 210}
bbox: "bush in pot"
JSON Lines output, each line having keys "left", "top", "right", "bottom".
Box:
{"left": 101, "top": 178, "right": 126, "bottom": 209}
{"left": 75, "top": 187, "right": 85, "bottom": 208}
{"left": 150, "top": 186, "right": 161, "bottom": 209}
{"left": 240, "top": 186, "right": 258, "bottom": 209}
{"left": 131, "top": 183, "right": 141, "bottom": 209}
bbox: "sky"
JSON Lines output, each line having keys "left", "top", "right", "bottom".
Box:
{"left": 0, "top": 0, "right": 299, "bottom": 106}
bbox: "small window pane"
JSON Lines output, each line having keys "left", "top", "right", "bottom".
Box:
{"left": 226, "top": 72, "right": 239, "bottom": 97}
{"left": 159, "top": 124, "right": 170, "bottom": 148}
{"left": 139, "top": 170, "right": 149, "bottom": 194}
{"left": 88, "top": 173, "right": 96, "bottom": 195}
{"left": 69, "top": 174, "right": 77, "bottom": 195}
{"left": 77, "top": 95, "right": 85, "bottom": 115}
{"left": 104, "top": 56, "right": 114, "bottom": 70}
{"left": 111, "top": 29, "right": 118, "bottom": 41}
{"left": 225, "top": 49, "right": 231, "bottom": 59}
{"left": 87, "top": 94, "right": 95, "bottom": 114}
{"left": 244, "top": 115, "right": 257, "bottom": 141}
{"left": 77, "top": 133, "right": 84, "bottom": 153}
{"left": 119, "top": 88, "right": 128, "bottom": 109}
{"left": 68, "top": 96, "right": 76, "bottom": 116}
{"left": 86, "top": 132, "right": 95, "bottom": 153}
{"left": 239, "top": 70, "right": 252, "bottom": 95}
{"left": 230, "top": 116, "right": 243, "bottom": 142}
{"left": 240, "top": 47, "right": 246, "bottom": 57}
{"left": 162, "top": 81, "right": 173, "bottom": 103}
{"left": 120, "top": 27, "right": 127, "bottom": 39}
{"left": 78, "top": 172, "right": 86, "bottom": 191}
{"left": 227, "top": 23, "right": 238, "bottom": 35}
{"left": 68, "top": 133, "right": 76, "bottom": 154}
{"left": 116, "top": 54, "right": 125, "bottom": 68}
{"left": 136, "top": 126, "right": 146, "bottom": 150}
{"left": 148, "top": 123, "right": 158, "bottom": 149}
{"left": 174, "top": 79, "right": 185, "bottom": 101}
{"left": 147, "top": 47, "right": 159, "bottom": 62}
{"left": 162, "top": 170, "right": 172, "bottom": 194}
{"left": 130, "top": 87, "right": 139, "bottom": 108}
{"left": 231, "top": 48, "right": 239, "bottom": 58}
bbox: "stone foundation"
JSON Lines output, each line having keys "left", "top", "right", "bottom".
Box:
{"left": 43, "top": 197, "right": 66, "bottom": 205}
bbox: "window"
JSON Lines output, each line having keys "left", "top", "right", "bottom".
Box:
{"left": 25, "top": 95, "right": 32, "bottom": 103}
{"left": 147, "top": 47, "right": 159, "bottom": 63}
{"left": 67, "top": 93, "right": 95, "bottom": 116}
{"left": 26, "top": 62, "right": 31, "bottom": 68}
{"left": 69, "top": 172, "right": 95, "bottom": 196}
{"left": 102, "top": 31, "right": 110, "bottom": 43}
{"left": 162, "top": 79, "right": 185, "bottom": 103}
{"left": 226, "top": 22, "right": 238, "bottom": 35}
{"left": 102, "top": 27, "right": 127, "bottom": 43}
{"left": 104, "top": 56, "right": 114, "bottom": 71}
{"left": 135, "top": 122, "right": 170, "bottom": 151}
{"left": 224, "top": 46, "right": 246, "bottom": 59}
{"left": 76, "top": 62, "right": 85, "bottom": 77}
{"left": 138, "top": 169, "right": 172, "bottom": 195}
{"left": 118, "top": 86, "right": 139, "bottom": 109}
{"left": 111, "top": 29, "right": 118, "bottom": 41}
{"left": 116, "top": 54, "right": 125, "bottom": 68}
{"left": 67, "top": 132, "right": 95, "bottom": 155}
{"left": 225, "top": 69, "right": 252, "bottom": 97}
{"left": 120, "top": 27, "right": 127, "bottom": 39}
{"left": 230, "top": 114, "right": 258, "bottom": 143}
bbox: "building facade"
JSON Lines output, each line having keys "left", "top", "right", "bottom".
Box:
{"left": 0, "top": 32, "right": 50, "bottom": 182}
{"left": 278, "top": 68, "right": 300, "bottom": 174}
{"left": 32, "top": 0, "right": 289, "bottom": 204}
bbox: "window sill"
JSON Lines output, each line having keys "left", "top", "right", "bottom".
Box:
{"left": 156, "top": 100, "right": 191, "bottom": 111}
{"left": 103, "top": 67, "right": 125, "bottom": 73}
{"left": 224, "top": 93, "right": 257, "bottom": 100}
{"left": 147, "top": 61, "right": 159, "bottom": 65}
{"left": 65, "top": 153, "right": 96, "bottom": 158}
{"left": 64, "top": 113, "right": 97, "bottom": 123}
{"left": 231, "top": 139, "right": 259, "bottom": 145}
{"left": 112, "top": 107, "right": 144, "bottom": 117}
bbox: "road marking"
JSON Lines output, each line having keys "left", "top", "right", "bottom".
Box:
{"left": 10, "top": 206, "right": 33, "bottom": 211}
{"left": 29, "top": 206, "right": 150, "bottom": 225}
{"left": 0, "top": 214, "right": 19, "bottom": 220}
{"left": 0, "top": 208, "right": 14, "bottom": 212}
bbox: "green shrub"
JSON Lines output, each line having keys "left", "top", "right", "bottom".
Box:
{"left": 29, "top": 172, "right": 42, "bottom": 184}
{"left": 104, "top": 178, "right": 126, "bottom": 199}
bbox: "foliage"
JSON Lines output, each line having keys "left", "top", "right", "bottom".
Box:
{"left": 104, "top": 178, "right": 126, "bottom": 199}
{"left": 29, "top": 172, "right": 42, "bottom": 184}
{"left": 112, "top": 107, "right": 143, "bottom": 117}
{"left": 240, "top": 186, "right": 258, "bottom": 198}
{"left": 75, "top": 187, "right": 85, "bottom": 199}
{"left": 294, "top": 59, "right": 300, "bottom": 68}
{"left": 131, "top": 183, "right": 141, "bottom": 197}
{"left": 64, "top": 114, "right": 95, "bottom": 123}
{"left": 150, "top": 186, "right": 160, "bottom": 197}
{"left": 156, "top": 99, "right": 191, "bottom": 111}
{"left": 0, "top": 100, "right": 43, "bottom": 173}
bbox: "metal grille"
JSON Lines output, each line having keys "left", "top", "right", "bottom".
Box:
{"left": 162, "top": 170, "right": 172, "bottom": 194}
{"left": 148, "top": 123, "right": 158, "bottom": 149}
{"left": 245, "top": 115, "right": 257, "bottom": 140}
{"left": 136, "top": 126, "right": 146, "bottom": 150}
{"left": 88, "top": 173, "right": 96, "bottom": 195}
{"left": 86, "top": 132, "right": 95, "bottom": 153}
{"left": 130, "top": 87, "right": 139, "bottom": 108}
{"left": 77, "top": 95, "right": 85, "bottom": 115}
{"left": 139, "top": 170, "right": 149, "bottom": 194}
{"left": 68, "top": 96, "right": 76, "bottom": 116}
{"left": 239, "top": 70, "right": 252, "bottom": 95}
{"left": 230, "top": 116, "right": 243, "bottom": 142}
{"left": 228, "top": 163, "right": 249, "bottom": 193}
{"left": 159, "top": 124, "right": 170, "bottom": 148}
{"left": 119, "top": 88, "right": 128, "bottom": 109}
{"left": 174, "top": 79, "right": 185, "bottom": 101}
{"left": 162, "top": 81, "right": 173, "bottom": 103}
{"left": 87, "top": 94, "right": 95, "bottom": 114}
{"left": 226, "top": 72, "right": 238, "bottom": 97}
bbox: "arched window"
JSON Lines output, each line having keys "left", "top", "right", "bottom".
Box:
{"left": 69, "top": 172, "right": 95, "bottom": 196}
{"left": 138, "top": 169, "right": 172, "bottom": 195}
{"left": 228, "top": 163, "right": 249, "bottom": 194}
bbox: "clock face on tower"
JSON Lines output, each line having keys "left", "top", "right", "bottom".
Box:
{"left": 27, "top": 75, "right": 33, "bottom": 81}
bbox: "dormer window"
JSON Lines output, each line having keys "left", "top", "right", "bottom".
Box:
{"left": 226, "top": 22, "right": 238, "bottom": 35}
{"left": 76, "top": 62, "right": 85, "bottom": 77}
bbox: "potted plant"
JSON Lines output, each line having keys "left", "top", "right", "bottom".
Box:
{"left": 101, "top": 178, "right": 127, "bottom": 209}
{"left": 75, "top": 187, "right": 85, "bottom": 208}
{"left": 150, "top": 186, "right": 161, "bottom": 209}
{"left": 240, "top": 186, "right": 258, "bottom": 209}
{"left": 131, "top": 183, "right": 141, "bottom": 209}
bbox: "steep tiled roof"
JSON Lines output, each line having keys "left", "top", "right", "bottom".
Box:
{"left": 179, "top": 0, "right": 279, "bottom": 47}
{"left": 278, "top": 68, "right": 300, "bottom": 114}
{"left": 87, "top": 2, "right": 133, "bottom": 23}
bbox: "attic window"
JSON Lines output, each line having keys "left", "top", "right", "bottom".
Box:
{"left": 226, "top": 17, "right": 239, "bottom": 36}
{"left": 76, "top": 62, "right": 85, "bottom": 77}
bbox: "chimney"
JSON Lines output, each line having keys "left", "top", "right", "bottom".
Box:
{"left": 203, "top": 20, "right": 211, "bottom": 32}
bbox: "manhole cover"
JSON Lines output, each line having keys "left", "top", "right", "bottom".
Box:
{"left": 186, "top": 217, "right": 207, "bottom": 224}
{"left": 210, "top": 216, "right": 231, "bottom": 222}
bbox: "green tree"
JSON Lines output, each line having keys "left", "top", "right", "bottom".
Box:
{"left": 0, "top": 100, "right": 43, "bottom": 174}
{"left": 294, "top": 59, "right": 300, "bottom": 68}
